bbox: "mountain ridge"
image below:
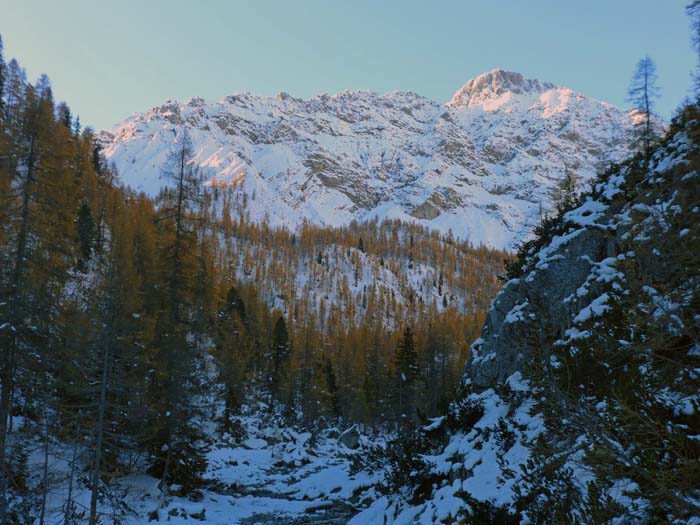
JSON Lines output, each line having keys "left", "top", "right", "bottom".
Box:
{"left": 99, "top": 69, "right": 643, "bottom": 250}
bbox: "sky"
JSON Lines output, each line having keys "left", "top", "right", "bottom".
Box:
{"left": 1, "top": 1, "right": 696, "bottom": 131}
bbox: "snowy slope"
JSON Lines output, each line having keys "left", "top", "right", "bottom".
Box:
{"left": 353, "top": 103, "right": 700, "bottom": 524}
{"left": 99, "top": 69, "right": 640, "bottom": 250}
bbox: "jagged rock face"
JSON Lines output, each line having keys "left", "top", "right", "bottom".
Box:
{"left": 99, "top": 69, "right": 640, "bottom": 250}
{"left": 448, "top": 69, "right": 556, "bottom": 107}
{"left": 468, "top": 227, "right": 612, "bottom": 387}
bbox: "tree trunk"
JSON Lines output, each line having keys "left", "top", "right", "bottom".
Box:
{"left": 158, "top": 431, "right": 172, "bottom": 493}
{"left": 63, "top": 440, "right": 78, "bottom": 525}
{"left": 89, "top": 327, "right": 112, "bottom": 525}
{"left": 39, "top": 414, "right": 50, "bottom": 525}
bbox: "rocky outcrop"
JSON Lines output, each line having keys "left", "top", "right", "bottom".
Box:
{"left": 468, "top": 226, "right": 610, "bottom": 387}
{"left": 355, "top": 104, "right": 700, "bottom": 525}
{"left": 409, "top": 189, "right": 463, "bottom": 220}
{"left": 338, "top": 427, "right": 360, "bottom": 450}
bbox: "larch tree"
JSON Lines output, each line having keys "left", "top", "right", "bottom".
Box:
{"left": 270, "top": 315, "right": 291, "bottom": 406}
{"left": 394, "top": 326, "right": 418, "bottom": 424}
{"left": 150, "top": 130, "right": 207, "bottom": 491}
{"left": 76, "top": 202, "right": 96, "bottom": 270}
{"left": 86, "top": 184, "right": 147, "bottom": 525}
{"left": 0, "top": 78, "right": 59, "bottom": 524}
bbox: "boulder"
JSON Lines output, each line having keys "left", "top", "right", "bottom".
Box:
{"left": 339, "top": 427, "right": 360, "bottom": 449}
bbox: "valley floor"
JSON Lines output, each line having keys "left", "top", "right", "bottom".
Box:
{"left": 29, "top": 406, "right": 383, "bottom": 525}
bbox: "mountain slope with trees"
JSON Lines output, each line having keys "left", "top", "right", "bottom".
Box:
{"left": 0, "top": 35, "right": 508, "bottom": 524}
{"left": 0, "top": 5, "right": 696, "bottom": 522}
{"left": 354, "top": 92, "right": 700, "bottom": 525}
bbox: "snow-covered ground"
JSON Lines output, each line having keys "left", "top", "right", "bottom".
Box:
{"left": 24, "top": 405, "right": 384, "bottom": 525}
{"left": 121, "top": 421, "right": 378, "bottom": 524}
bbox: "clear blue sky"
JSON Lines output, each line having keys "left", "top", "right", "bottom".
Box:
{"left": 1, "top": 0, "right": 695, "bottom": 130}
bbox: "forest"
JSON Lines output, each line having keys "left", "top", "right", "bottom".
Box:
{"left": 0, "top": 34, "right": 510, "bottom": 523}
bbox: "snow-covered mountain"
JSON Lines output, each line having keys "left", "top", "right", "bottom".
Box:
{"left": 99, "top": 69, "right": 640, "bottom": 250}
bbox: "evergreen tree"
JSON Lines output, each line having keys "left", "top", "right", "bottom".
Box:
{"left": 56, "top": 101, "right": 71, "bottom": 129}
{"left": 71, "top": 115, "right": 81, "bottom": 136}
{"left": 214, "top": 285, "right": 252, "bottom": 433}
{"left": 324, "top": 359, "right": 340, "bottom": 418}
{"left": 0, "top": 34, "right": 5, "bottom": 116}
{"left": 687, "top": 1, "right": 700, "bottom": 92}
{"left": 296, "top": 315, "right": 321, "bottom": 424}
{"left": 549, "top": 170, "right": 580, "bottom": 212}
{"left": 362, "top": 328, "right": 386, "bottom": 420}
{"left": 627, "top": 55, "right": 661, "bottom": 160}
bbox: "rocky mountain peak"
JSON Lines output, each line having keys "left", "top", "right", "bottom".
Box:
{"left": 448, "top": 68, "right": 557, "bottom": 107}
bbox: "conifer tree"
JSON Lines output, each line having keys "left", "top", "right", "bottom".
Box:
{"left": 0, "top": 78, "right": 58, "bottom": 524}
{"left": 215, "top": 285, "right": 253, "bottom": 433}
{"left": 56, "top": 101, "right": 71, "bottom": 129}
{"left": 549, "top": 170, "right": 580, "bottom": 212}
{"left": 628, "top": 55, "right": 661, "bottom": 160}
{"left": 149, "top": 130, "right": 207, "bottom": 491}
{"left": 296, "top": 315, "right": 321, "bottom": 423}
{"left": 72, "top": 115, "right": 81, "bottom": 136}
{"left": 687, "top": 1, "right": 700, "bottom": 92}
{"left": 0, "top": 34, "right": 5, "bottom": 116}
{"left": 84, "top": 186, "right": 148, "bottom": 525}
{"left": 3, "top": 60, "right": 26, "bottom": 128}
{"left": 76, "top": 202, "right": 95, "bottom": 270}
{"left": 324, "top": 359, "right": 340, "bottom": 418}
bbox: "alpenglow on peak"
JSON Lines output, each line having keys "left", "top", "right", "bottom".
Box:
{"left": 448, "top": 69, "right": 557, "bottom": 107}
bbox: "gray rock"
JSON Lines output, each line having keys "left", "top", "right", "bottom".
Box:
{"left": 339, "top": 427, "right": 360, "bottom": 449}
{"left": 467, "top": 226, "right": 612, "bottom": 388}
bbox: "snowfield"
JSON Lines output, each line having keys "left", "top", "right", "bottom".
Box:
{"left": 99, "top": 69, "right": 644, "bottom": 250}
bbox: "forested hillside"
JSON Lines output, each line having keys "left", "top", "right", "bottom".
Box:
{"left": 213, "top": 209, "right": 505, "bottom": 327}
{"left": 0, "top": 36, "right": 507, "bottom": 523}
